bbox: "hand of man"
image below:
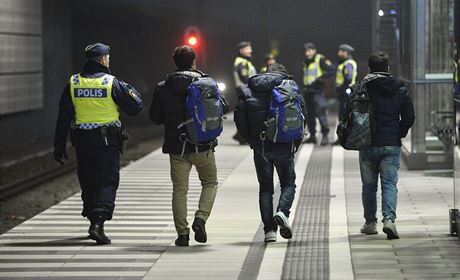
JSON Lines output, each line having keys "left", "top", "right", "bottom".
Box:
{"left": 53, "top": 149, "right": 68, "bottom": 165}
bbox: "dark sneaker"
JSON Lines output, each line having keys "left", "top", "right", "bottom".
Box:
{"left": 174, "top": 234, "right": 190, "bottom": 246}
{"left": 360, "top": 222, "right": 378, "bottom": 235}
{"left": 273, "top": 211, "right": 292, "bottom": 239}
{"left": 192, "top": 217, "right": 207, "bottom": 243}
{"left": 88, "top": 224, "right": 111, "bottom": 245}
{"left": 320, "top": 135, "right": 329, "bottom": 146}
{"left": 383, "top": 219, "right": 399, "bottom": 240}
{"left": 304, "top": 136, "right": 317, "bottom": 144}
{"left": 232, "top": 133, "right": 248, "bottom": 145}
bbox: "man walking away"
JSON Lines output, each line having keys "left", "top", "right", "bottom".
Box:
{"left": 235, "top": 63, "right": 307, "bottom": 242}
{"left": 150, "top": 46, "right": 227, "bottom": 246}
{"left": 54, "top": 43, "right": 143, "bottom": 245}
{"left": 358, "top": 52, "right": 414, "bottom": 239}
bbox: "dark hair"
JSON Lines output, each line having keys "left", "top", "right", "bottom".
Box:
{"left": 267, "top": 63, "right": 287, "bottom": 74}
{"left": 173, "top": 46, "right": 196, "bottom": 70}
{"left": 368, "top": 52, "right": 389, "bottom": 73}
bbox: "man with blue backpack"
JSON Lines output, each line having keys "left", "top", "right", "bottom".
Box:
{"left": 235, "top": 63, "right": 307, "bottom": 242}
{"left": 150, "top": 46, "right": 228, "bottom": 246}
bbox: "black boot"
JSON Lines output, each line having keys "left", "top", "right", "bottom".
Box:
{"left": 304, "top": 135, "right": 317, "bottom": 144}
{"left": 88, "top": 221, "right": 111, "bottom": 245}
{"left": 321, "top": 134, "right": 329, "bottom": 146}
{"left": 175, "top": 234, "right": 190, "bottom": 246}
{"left": 232, "top": 132, "right": 248, "bottom": 145}
{"left": 192, "top": 217, "right": 207, "bottom": 243}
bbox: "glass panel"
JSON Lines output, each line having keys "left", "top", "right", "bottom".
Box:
{"left": 398, "top": 0, "right": 412, "bottom": 79}
{"left": 425, "top": 0, "right": 452, "bottom": 74}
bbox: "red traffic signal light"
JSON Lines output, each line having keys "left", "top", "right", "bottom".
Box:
{"left": 184, "top": 26, "right": 201, "bottom": 49}
{"left": 187, "top": 36, "right": 198, "bottom": 46}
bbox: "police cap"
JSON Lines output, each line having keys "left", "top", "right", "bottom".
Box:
{"left": 339, "top": 44, "right": 355, "bottom": 53}
{"left": 237, "top": 41, "right": 251, "bottom": 50}
{"left": 84, "top": 43, "right": 110, "bottom": 59}
{"left": 265, "top": 53, "right": 275, "bottom": 62}
{"left": 304, "top": 42, "right": 316, "bottom": 50}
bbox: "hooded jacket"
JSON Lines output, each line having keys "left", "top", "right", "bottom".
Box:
{"left": 234, "top": 71, "right": 307, "bottom": 152}
{"left": 364, "top": 72, "right": 415, "bottom": 147}
{"left": 150, "top": 69, "right": 224, "bottom": 154}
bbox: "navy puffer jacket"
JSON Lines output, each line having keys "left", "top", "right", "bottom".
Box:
{"left": 364, "top": 72, "right": 415, "bottom": 147}
{"left": 234, "top": 71, "right": 307, "bottom": 152}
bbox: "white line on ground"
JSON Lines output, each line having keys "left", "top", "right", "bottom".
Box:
{"left": 257, "top": 144, "right": 314, "bottom": 280}
{"left": 329, "top": 146, "right": 354, "bottom": 280}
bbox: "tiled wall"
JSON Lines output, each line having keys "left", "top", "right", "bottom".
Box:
{"left": 0, "top": 0, "right": 43, "bottom": 115}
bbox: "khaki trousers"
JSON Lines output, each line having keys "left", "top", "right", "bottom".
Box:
{"left": 169, "top": 151, "right": 218, "bottom": 235}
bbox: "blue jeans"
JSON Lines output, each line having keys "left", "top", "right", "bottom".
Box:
{"left": 253, "top": 150, "right": 296, "bottom": 233}
{"left": 359, "top": 146, "right": 400, "bottom": 223}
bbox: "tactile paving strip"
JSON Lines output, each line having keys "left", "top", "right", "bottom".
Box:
{"left": 282, "top": 145, "right": 332, "bottom": 280}
{"left": 238, "top": 148, "right": 303, "bottom": 280}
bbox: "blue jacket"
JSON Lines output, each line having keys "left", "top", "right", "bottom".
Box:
{"left": 234, "top": 71, "right": 307, "bottom": 152}
{"left": 54, "top": 60, "right": 143, "bottom": 151}
{"left": 364, "top": 72, "right": 415, "bottom": 147}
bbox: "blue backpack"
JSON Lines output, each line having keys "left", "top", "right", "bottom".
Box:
{"left": 264, "top": 79, "right": 305, "bottom": 143}
{"left": 178, "top": 76, "right": 224, "bottom": 144}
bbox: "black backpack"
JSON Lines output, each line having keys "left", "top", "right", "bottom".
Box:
{"left": 336, "top": 81, "right": 374, "bottom": 150}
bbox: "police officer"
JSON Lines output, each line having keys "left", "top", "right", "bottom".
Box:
{"left": 53, "top": 43, "right": 143, "bottom": 245}
{"left": 302, "top": 42, "right": 335, "bottom": 145}
{"left": 233, "top": 41, "right": 257, "bottom": 144}
{"left": 260, "top": 53, "right": 276, "bottom": 73}
{"left": 453, "top": 47, "right": 460, "bottom": 96}
{"left": 336, "top": 44, "right": 357, "bottom": 124}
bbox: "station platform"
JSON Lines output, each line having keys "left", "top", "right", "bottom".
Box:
{"left": 1, "top": 121, "right": 459, "bottom": 280}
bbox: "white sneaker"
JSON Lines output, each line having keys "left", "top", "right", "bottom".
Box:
{"left": 360, "top": 222, "right": 378, "bottom": 235}
{"left": 264, "top": 230, "right": 277, "bottom": 242}
{"left": 274, "top": 211, "right": 292, "bottom": 239}
{"left": 383, "top": 219, "right": 399, "bottom": 240}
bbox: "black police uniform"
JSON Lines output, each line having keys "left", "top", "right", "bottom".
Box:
{"left": 53, "top": 43, "right": 143, "bottom": 244}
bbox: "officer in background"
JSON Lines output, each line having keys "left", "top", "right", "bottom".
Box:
{"left": 232, "top": 41, "right": 257, "bottom": 144}
{"left": 302, "top": 42, "right": 335, "bottom": 145}
{"left": 335, "top": 44, "right": 357, "bottom": 125}
{"left": 53, "top": 43, "right": 143, "bottom": 245}
{"left": 260, "top": 53, "right": 276, "bottom": 73}
{"left": 453, "top": 47, "right": 459, "bottom": 97}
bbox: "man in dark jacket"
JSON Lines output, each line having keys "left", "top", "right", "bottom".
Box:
{"left": 358, "top": 52, "right": 415, "bottom": 240}
{"left": 234, "top": 63, "right": 307, "bottom": 242}
{"left": 54, "top": 43, "right": 143, "bottom": 245}
{"left": 150, "top": 46, "right": 227, "bottom": 246}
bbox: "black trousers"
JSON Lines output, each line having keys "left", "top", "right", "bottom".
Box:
{"left": 304, "top": 90, "right": 330, "bottom": 136}
{"left": 337, "top": 88, "right": 348, "bottom": 122}
{"left": 75, "top": 133, "right": 120, "bottom": 222}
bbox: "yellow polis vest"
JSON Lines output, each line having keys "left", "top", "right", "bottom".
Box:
{"left": 233, "top": 56, "right": 257, "bottom": 87}
{"left": 336, "top": 58, "right": 357, "bottom": 87}
{"left": 454, "top": 59, "right": 458, "bottom": 84}
{"left": 69, "top": 74, "right": 119, "bottom": 126}
{"left": 303, "top": 54, "right": 324, "bottom": 86}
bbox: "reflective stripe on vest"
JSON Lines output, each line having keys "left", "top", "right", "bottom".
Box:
{"left": 454, "top": 59, "right": 458, "bottom": 84}
{"left": 336, "top": 58, "right": 357, "bottom": 87}
{"left": 70, "top": 74, "right": 119, "bottom": 126}
{"left": 303, "top": 54, "right": 324, "bottom": 86}
{"left": 233, "top": 56, "right": 256, "bottom": 87}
